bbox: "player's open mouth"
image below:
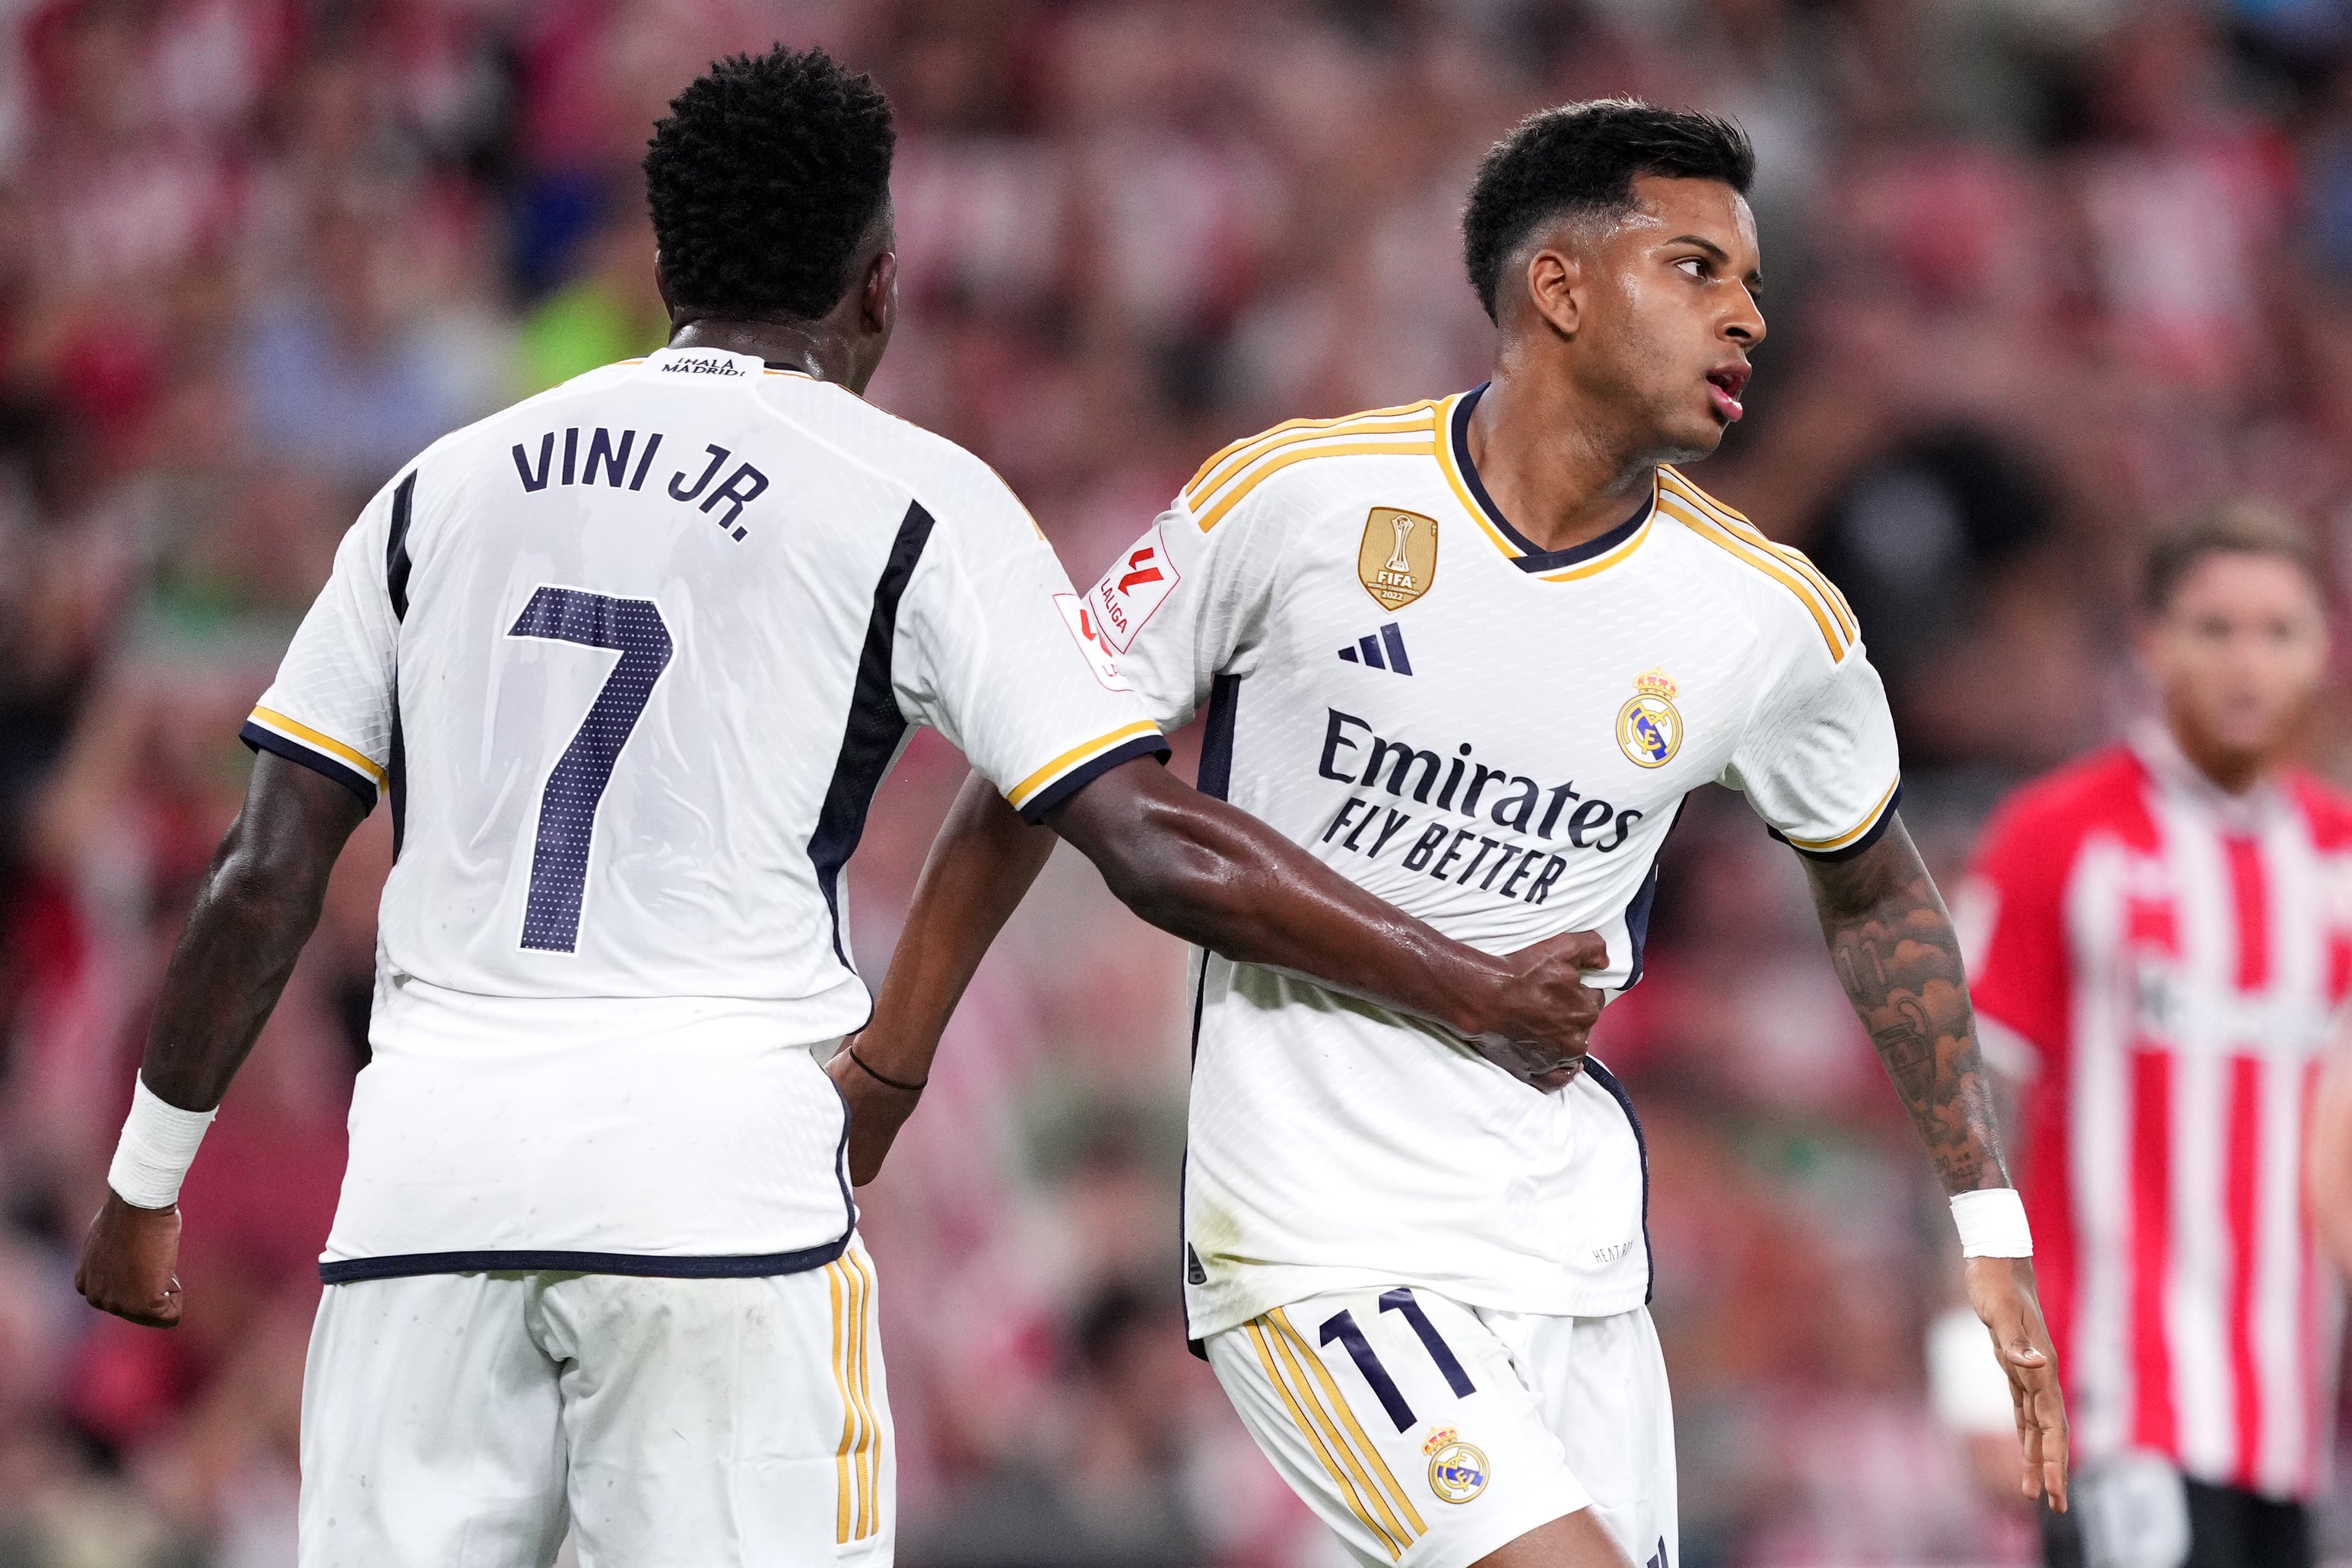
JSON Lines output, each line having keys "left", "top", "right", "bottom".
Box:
{"left": 1706, "top": 364, "right": 1750, "bottom": 423}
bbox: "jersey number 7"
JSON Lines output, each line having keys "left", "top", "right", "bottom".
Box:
{"left": 507, "top": 586, "right": 674, "bottom": 952}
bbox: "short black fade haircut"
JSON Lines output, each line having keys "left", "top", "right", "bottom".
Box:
{"left": 644, "top": 46, "right": 895, "bottom": 322}
{"left": 2143, "top": 499, "right": 2326, "bottom": 614}
{"left": 1462, "top": 99, "right": 1755, "bottom": 322}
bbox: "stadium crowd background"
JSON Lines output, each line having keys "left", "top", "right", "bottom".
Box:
{"left": 2, "top": 0, "right": 2351, "bottom": 1562}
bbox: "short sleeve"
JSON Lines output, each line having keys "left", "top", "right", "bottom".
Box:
{"left": 240, "top": 474, "right": 405, "bottom": 806}
{"left": 1717, "top": 633, "right": 1903, "bottom": 861}
{"left": 1072, "top": 490, "right": 1283, "bottom": 732}
{"left": 1956, "top": 795, "right": 2077, "bottom": 1077}
{"left": 893, "top": 474, "right": 1166, "bottom": 821}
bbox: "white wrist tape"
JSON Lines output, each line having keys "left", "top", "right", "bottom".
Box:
{"left": 106, "top": 1074, "right": 215, "bottom": 1210}
{"left": 1951, "top": 1187, "right": 2033, "bottom": 1258}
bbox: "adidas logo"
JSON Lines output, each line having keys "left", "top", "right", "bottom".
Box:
{"left": 1338, "top": 621, "right": 1414, "bottom": 675}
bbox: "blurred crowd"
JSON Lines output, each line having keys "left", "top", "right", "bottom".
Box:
{"left": 7, "top": 0, "right": 2352, "bottom": 1563}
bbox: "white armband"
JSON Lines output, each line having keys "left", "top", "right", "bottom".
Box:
{"left": 106, "top": 1074, "right": 216, "bottom": 1210}
{"left": 1950, "top": 1187, "right": 2033, "bottom": 1258}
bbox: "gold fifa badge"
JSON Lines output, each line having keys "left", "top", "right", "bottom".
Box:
{"left": 1616, "top": 668, "right": 1683, "bottom": 769}
{"left": 1358, "top": 507, "right": 1438, "bottom": 611}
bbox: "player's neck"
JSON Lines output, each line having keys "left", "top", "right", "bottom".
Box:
{"left": 667, "top": 318, "right": 865, "bottom": 390}
{"left": 2167, "top": 719, "right": 2278, "bottom": 798}
{"left": 1467, "top": 371, "right": 1658, "bottom": 554}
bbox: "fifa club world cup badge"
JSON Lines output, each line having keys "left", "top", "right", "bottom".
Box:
{"left": 1358, "top": 507, "right": 1438, "bottom": 611}
{"left": 1423, "top": 1426, "right": 1489, "bottom": 1503}
{"left": 1616, "top": 668, "right": 1683, "bottom": 768}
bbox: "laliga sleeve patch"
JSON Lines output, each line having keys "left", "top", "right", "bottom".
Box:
{"left": 1054, "top": 594, "right": 1132, "bottom": 693}
{"left": 1084, "top": 526, "right": 1180, "bottom": 655}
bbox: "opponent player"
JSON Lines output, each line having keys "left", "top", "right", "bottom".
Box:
{"left": 70, "top": 49, "right": 1611, "bottom": 1566}
{"left": 1963, "top": 505, "right": 2345, "bottom": 1568}
{"left": 841, "top": 102, "right": 2068, "bottom": 1568}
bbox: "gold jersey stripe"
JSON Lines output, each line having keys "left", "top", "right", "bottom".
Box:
{"left": 1782, "top": 773, "right": 1902, "bottom": 852}
{"left": 1658, "top": 495, "right": 1851, "bottom": 659}
{"left": 1661, "top": 494, "right": 1847, "bottom": 654}
{"left": 827, "top": 1260, "right": 862, "bottom": 1544}
{"left": 1270, "top": 1309, "right": 1428, "bottom": 1538}
{"left": 1186, "top": 417, "right": 1441, "bottom": 522}
{"left": 248, "top": 707, "right": 389, "bottom": 787}
{"left": 1242, "top": 1325, "right": 1401, "bottom": 1560}
{"left": 1004, "top": 721, "right": 1163, "bottom": 809}
{"left": 1195, "top": 438, "right": 1438, "bottom": 532}
{"left": 846, "top": 1247, "right": 882, "bottom": 1539}
{"left": 1660, "top": 471, "right": 1858, "bottom": 639}
{"left": 1185, "top": 402, "right": 1439, "bottom": 505}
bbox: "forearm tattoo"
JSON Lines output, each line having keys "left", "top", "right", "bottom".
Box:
{"left": 1806, "top": 821, "right": 2007, "bottom": 1195}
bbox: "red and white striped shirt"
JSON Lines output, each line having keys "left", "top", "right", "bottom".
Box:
{"left": 1960, "top": 730, "right": 2352, "bottom": 1500}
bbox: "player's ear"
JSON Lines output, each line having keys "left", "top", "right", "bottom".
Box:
{"left": 1523, "top": 245, "right": 1582, "bottom": 339}
{"left": 859, "top": 249, "right": 897, "bottom": 342}
{"left": 653, "top": 249, "right": 681, "bottom": 327}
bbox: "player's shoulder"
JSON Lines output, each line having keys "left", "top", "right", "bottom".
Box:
{"left": 1649, "top": 466, "right": 1860, "bottom": 665}
{"left": 1980, "top": 746, "right": 2154, "bottom": 867}
{"left": 2287, "top": 770, "right": 2352, "bottom": 849}
{"left": 1176, "top": 398, "right": 1446, "bottom": 532}
{"left": 753, "top": 374, "right": 1027, "bottom": 521}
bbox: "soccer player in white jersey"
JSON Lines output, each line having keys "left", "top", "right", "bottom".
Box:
{"left": 840, "top": 102, "right": 2071, "bottom": 1568}
{"left": 68, "top": 49, "right": 1613, "bottom": 1567}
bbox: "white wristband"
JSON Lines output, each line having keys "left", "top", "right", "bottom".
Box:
{"left": 1951, "top": 1187, "right": 2033, "bottom": 1259}
{"left": 106, "top": 1074, "right": 215, "bottom": 1211}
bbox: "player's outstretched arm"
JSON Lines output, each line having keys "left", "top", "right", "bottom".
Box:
{"left": 1801, "top": 813, "right": 2068, "bottom": 1512}
{"left": 75, "top": 752, "right": 369, "bottom": 1328}
{"left": 833, "top": 761, "right": 1608, "bottom": 1184}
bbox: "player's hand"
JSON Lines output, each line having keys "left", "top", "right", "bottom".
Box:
{"left": 1964, "top": 1253, "right": 2070, "bottom": 1512}
{"left": 75, "top": 1190, "right": 186, "bottom": 1328}
{"left": 1469, "top": 929, "right": 1610, "bottom": 1091}
{"left": 826, "top": 1040, "right": 925, "bottom": 1186}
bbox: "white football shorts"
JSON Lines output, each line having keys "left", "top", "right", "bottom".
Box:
{"left": 298, "top": 1240, "right": 892, "bottom": 1566}
{"left": 1206, "top": 1288, "right": 1674, "bottom": 1568}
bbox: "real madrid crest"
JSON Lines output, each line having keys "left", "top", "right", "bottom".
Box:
{"left": 1358, "top": 507, "right": 1438, "bottom": 611}
{"left": 1422, "top": 1426, "right": 1489, "bottom": 1503}
{"left": 1616, "top": 668, "right": 1682, "bottom": 769}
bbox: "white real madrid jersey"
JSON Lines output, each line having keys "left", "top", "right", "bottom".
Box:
{"left": 1076, "top": 385, "right": 1901, "bottom": 1337}
{"left": 245, "top": 347, "right": 1162, "bottom": 1280}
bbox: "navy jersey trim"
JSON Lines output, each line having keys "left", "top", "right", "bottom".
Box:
{"left": 1582, "top": 1057, "right": 1654, "bottom": 1304}
{"left": 1620, "top": 796, "right": 1682, "bottom": 990}
{"left": 1014, "top": 733, "right": 1170, "bottom": 824}
{"left": 318, "top": 1234, "right": 851, "bottom": 1285}
{"left": 240, "top": 721, "right": 378, "bottom": 806}
{"left": 1773, "top": 782, "right": 1903, "bottom": 863}
{"left": 1181, "top": 674, "right": 1242, "bottom": 1363}
{"left": 1623, "top": 864, "right": 1661, "bottom": 991}
{"left": 386, "top": 470, "right": 416, "bottom": 621}
{"left": 386, "top": 471, "right": 414, "bottom": 852}
{"left": 808, "top": 501, "right": 934, "bottom": 970}
{"left": 1198, "top": 674, "right": 1241, "bottom": 801}
{"left": 1451, "top": 386, "right": 1651, "bottom": 573}
{"left": 387, "top": 710, "right": 407, "bottom": 859}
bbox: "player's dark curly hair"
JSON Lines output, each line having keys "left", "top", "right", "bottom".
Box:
{"left": 1462, "top": 100, "right": 1754, "bottom": 323}
{"left": 644, "top": 46, "right": 896, "bottom": 322}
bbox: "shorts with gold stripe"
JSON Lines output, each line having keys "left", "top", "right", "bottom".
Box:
{"left": 1205, "top": 1289, "right": 1675, "bottom": 1568}
{"left": 300, "top": 1239, "right": 894, "bottom": 1566}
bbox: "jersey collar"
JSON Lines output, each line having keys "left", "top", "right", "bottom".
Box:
{"left": 1438, "top": 384, "right": 1655, "bottom": 580}
{"left": 2130, "top": 720, "right": 2290, "bottom": 832}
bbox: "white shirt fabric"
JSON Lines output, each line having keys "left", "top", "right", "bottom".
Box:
{"left": 1078, "top": 385, "right": 1902, "bottom": 1337}
{"left": 246, "top": 347, "right": 1161, "bottom": 1278}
